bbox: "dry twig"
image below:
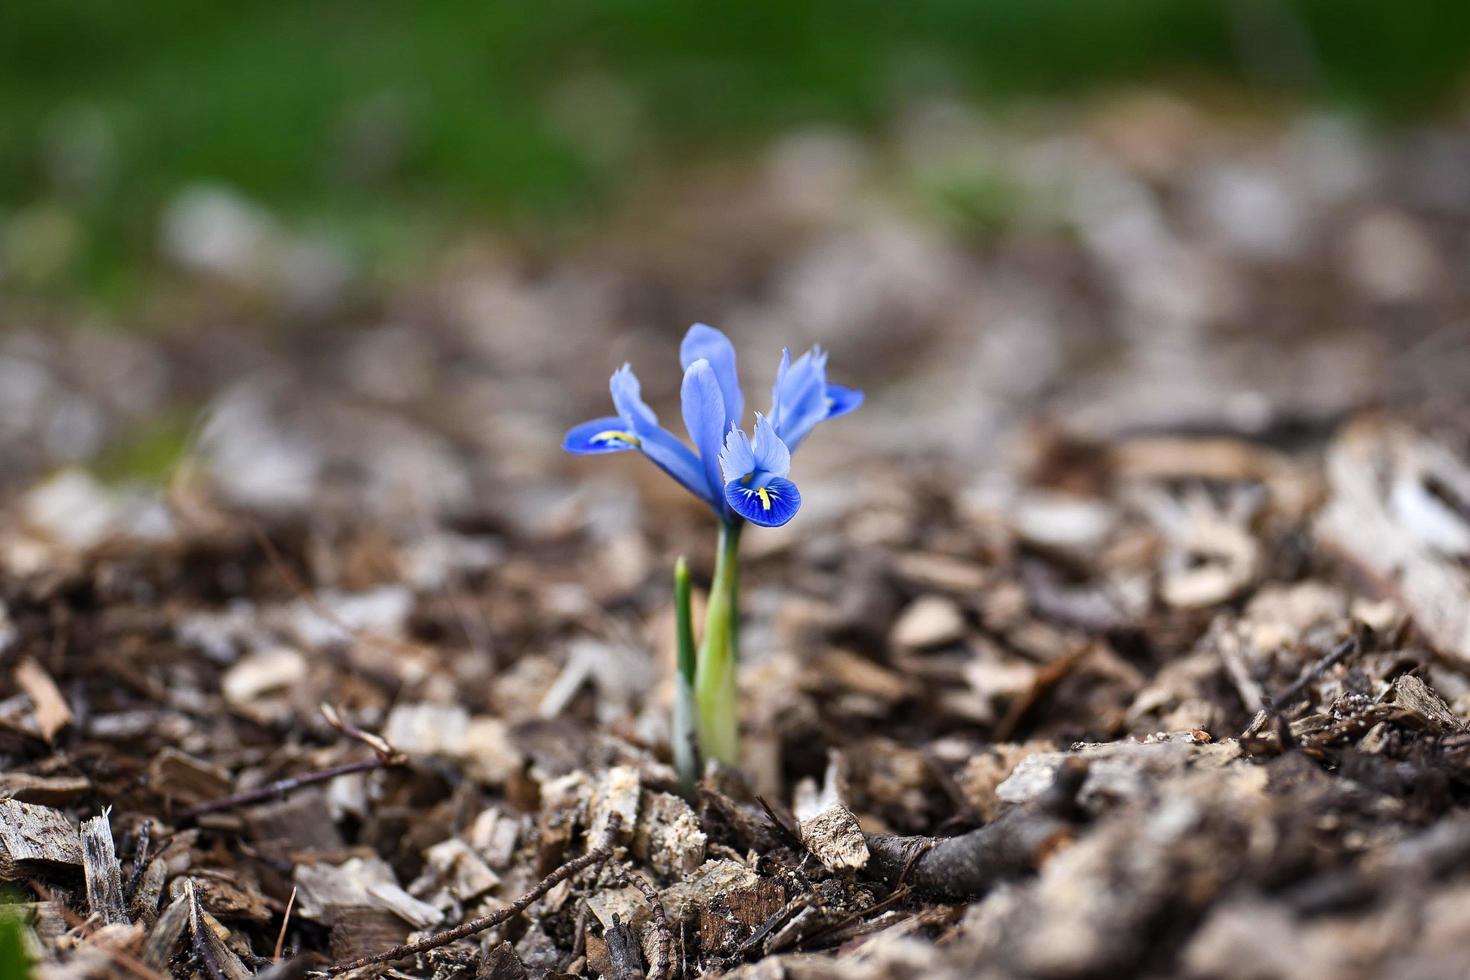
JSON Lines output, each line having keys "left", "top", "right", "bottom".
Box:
{"left": 179, "top": 705, "right": 404, "bottom": 820}
{"left": 618, "top": 867, "right": 672, "bottom": 980}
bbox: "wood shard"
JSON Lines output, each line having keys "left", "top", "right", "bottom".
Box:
{"left": 588, "top": 765, "right": 641, "bottom": 846}
{"left": 479, "top": 940, "right": 529, "bottom": 980}
{"left": 1389, "top": 674, "right": 1466, "bottom": 733}
{"left": 14, "top": 658, "right": 72, "bottom": 742}
{"left": 660, "top": 859, "right": 759, "bottom": 922}
{"left": 328, "top": 905, "right": 410, "bottom": 964}
{"left": 632, "top": 790, "right": 706, "bottom": 876}
{"left": 891, "top": 595, "right": 967, "bottom": 649}
{"left": 0, "top": 773, "right": 90, "bottom": 807}
{"left": 149, "top": 746, "right": 233, "bottom": 806}
{"left": 81, "top": 810, "right": 129, "bottom": 926}
{"left": 410, "top": 837, "right": 501, "bottom": 908}
{"left": 699, "top": 878, "right": 784, "bottom": 955}
{"left": 0, "top": 799, "right": 80, "bottom": 880}
{"left": 799, "top": 803, "right": 870, "bottom": 872}
{"left": 1316, "top": 420, "right": 1470, "bottom": 665}
{"left": 366, "top": 880, "right": 445, "bottom": 929}
{"left": 142, "top": 893, "right": 190, "bottom": 971}
{"left": 293, "top": 855, "right": 400, "bottom": 922}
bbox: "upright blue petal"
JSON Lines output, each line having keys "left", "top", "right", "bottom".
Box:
{"left": 769, "top": 347, "right": 831, "bottom": 450}
{"left": 680, "top": 324, "right": 744, "bottom": 434}
{"left": 719, "top": 425, "right": 755, "bottom": 486}
{"left": 564, "top": 416, "right": 639, "bottom": 455}
{"left": 749, "top": 414, "right": 791, "bottom": 478}
{"left": 610, "top": 364, "right": 659, "bottom": 430}
{"left": 680, "top": 359, "right": 727, "bottom": 504}
{"left": 725, "top": 476, "right": 801, "bottom": 527}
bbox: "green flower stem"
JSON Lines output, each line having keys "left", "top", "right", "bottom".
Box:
{"left": 671, "top": 556, "right": 700, "bottom": 793}
{"left": 695, "top": 520, "right": 743, "bottom": 768}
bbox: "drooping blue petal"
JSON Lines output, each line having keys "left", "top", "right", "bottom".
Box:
{"left": 603, "top": 364, "right": 714, "bottom": 505}
{"left": 640, "top": 427, "right": 717, "bottom": 506}
{"left": 680, "top": 359, "right": 727, "bottom": 503}
{"left": 680, "top": 323, "right": 743, "bottom": 433}
{"left": 719, "top": 425, "right": 755, "bottom": 486}
{"left": 725, "top": 476, "right": 801, "bottom": 527}
{"left": 564, "top": 416, "right": 639, "bottom": 455}
{"left": 749, "top": 414, "right": 791, "bottom": 478}
{"left": 824, "top": 384, "right": 864, "bottom": 419}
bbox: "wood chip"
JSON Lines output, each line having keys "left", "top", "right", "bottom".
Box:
{"left": 0, "top": 799, "right": 80, "bottom": 879}
{"left": 659, "top": 860, "right": 759, "bottom": 922}
{"left": 149, "top": 747, "right": 232, "bottom": 806}
{"left": 80, "top": 810, "right": 129, "bottom": 926}
{"left": 479, "top": 940, "right": 529, "bottom": 979}
{"left": 366, "top": 880, "right": 445, "bottom": 929}
{"left": 409, "top": 837, "right": 501, "bottom": 908}
{"left": 588, "top": 765, "right": 641, "bottom": 846}
{"left": 891, "top": 596, "right": 967, "bottom": 649}
{"left": 799, "top": 803, "right": 870, "bottom": 872}
{"left": 328, "top": 906, "right": 411, "bottom": 963}
{"left": 14, "top": 658, "right": 72, "bottom": 742}
{"left": 0, "top": 772, "right": 90, "bottom": 806}
{"left": 130, "top": 857, "right": 167, "bottom": 924}
{"left": 1316, "top": 420, "right": 1470, "bottom": 666}
{"left": 632, "top": 791, "right": 706, "bottom": 877}
{"left": 142, "top": 894, "right": 190, "bottom": 971}
{"left": 1389, "top": 674, "right": 1465, "bottom": 734}
{"left": 293, "top": 855, "right": 399, "bottom": 922}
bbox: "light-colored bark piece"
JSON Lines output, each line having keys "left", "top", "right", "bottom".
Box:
{"left": 632, "top": 791, "right": 706, "bottom": 877}
{"left": 130, "top": 857, "right": 167, "bottom": 924}
{"left": 659, "top": 859, "right": 759, "bottom": 922}
{"left": 0, "top": 799, "right": 80, "bottom": 880}
{"left": 148, "top": 747, "right": 232, "bottom": 806}
{"left": 1316, "top": 419, "right": 1470, "bottom": 665}
{"left": 588, "top": 765, "right": 641, "bottom": 845}
{"left": 0, "top": 773, "right": 90, "bottom": 806}
{"left": 409, "top": 837, "right": 500, "bottom": 909}
{"left": 14, "top": 658, "right": 71, "bottom": 742}
{"left": 1390, "top": 674, "right": 1465, "bottom": 734}
{"left": 891, "top": 595, "right": 966, "bottom": 649}
{"left": 365, "top": 881, "right": 444, "bottom": 929}
{"left": 799, "top": 803, "right": 870, "bottom": 872}
{"left": 81, "top": 810, "right": 129, "bottom": 926}
{"left": 468, "top": 806, "right": 522, "bottom": 869}
{"left": 293, "top": 855, "right": 399, "bottom": 922}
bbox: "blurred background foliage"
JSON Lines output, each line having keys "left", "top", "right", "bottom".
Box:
{"left": 2, "top": 0, "right": 1468, "bottom": 307}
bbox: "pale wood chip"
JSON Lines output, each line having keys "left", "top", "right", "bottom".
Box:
{"left": 0, "top": 799, "right": 80, "bottom": 880}
{"left": 14, "top": 658, "right": 71, "bottom": 742}
{"left": 80, "top": 810, "right": 129, "bottom": 926}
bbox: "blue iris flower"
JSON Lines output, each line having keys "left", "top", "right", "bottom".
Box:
{"left": 564, "top": 323, "right": 862, "bottom": 527}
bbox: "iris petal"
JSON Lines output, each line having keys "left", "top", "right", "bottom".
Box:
{"left": 564, "top": 416, "right": 639, "bottom": 455}
{"left": 750, "top": 414, "right": 791, "bottom": 478}
{"left": 724, "top": 476, "right": 801, "bottom": 527}
{"left": 640, "top": 428, "right": 717, "bottom": 505}
{"left": 824, "top": 384, "right": 863, "bottom": 419}
{"left": 609, "top": 364, "right": 659, "bottom": 430}
{"left": 719, "top": 425, "right": 755, "bottom": 486}
{"left": 769, "top": 346, "right": 831, "bottom": 450}
{"left": 604, "top": 364, "right": 715, "bottom": 505}
{"left": 680, "top": 324, "right": 744, "bottom": 433}
{"left": 681, "top": 359, "right": 727, "bottom": 503}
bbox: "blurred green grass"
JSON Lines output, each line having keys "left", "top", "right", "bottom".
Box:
{"left": 2, "top": 0, "right": 1468, "bottom": 306}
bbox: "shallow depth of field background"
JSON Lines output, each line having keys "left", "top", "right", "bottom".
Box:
{"left": 1, "top": 0, "right": 1469, "bottom": 505}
